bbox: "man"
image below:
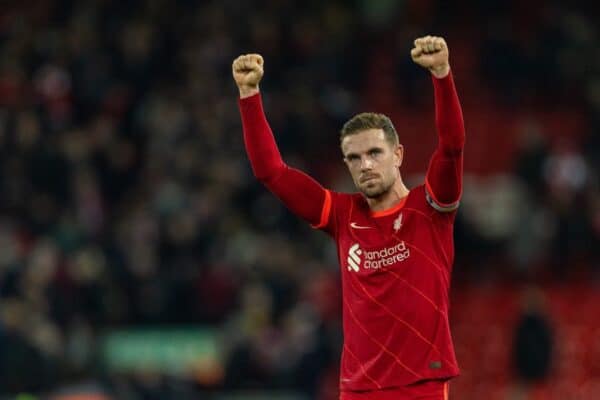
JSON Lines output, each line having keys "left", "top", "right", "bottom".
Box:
{"left": 232, "top": 35, "right": 464, "bottom": 400}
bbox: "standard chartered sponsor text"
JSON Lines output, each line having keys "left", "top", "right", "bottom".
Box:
{"left": 363, "top": 242, "right": 410, "bottom": 269}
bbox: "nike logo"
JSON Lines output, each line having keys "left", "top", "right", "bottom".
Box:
{"left": 350, "top": 222, "right": 373, "bottom": 230}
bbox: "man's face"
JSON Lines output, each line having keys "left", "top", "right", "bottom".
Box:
{"left": 341, "top": 129, "right": 403, "bottom": 198}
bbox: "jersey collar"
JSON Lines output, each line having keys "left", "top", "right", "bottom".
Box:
{"left": 369, "top": 193, "right": 409, "bottom": 218}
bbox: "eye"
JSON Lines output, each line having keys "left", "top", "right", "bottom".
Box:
{"left": 368, "top": 149, "right": 382, "bottom": 157}
{"left": 346, "top": 154, "right": 359, "bottom": 162}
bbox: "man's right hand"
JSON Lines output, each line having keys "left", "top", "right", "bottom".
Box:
{"left": 232, "top": 54, "right": 264, "bottom": 98}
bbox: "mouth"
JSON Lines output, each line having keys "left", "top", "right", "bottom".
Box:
{"left": 360, "top": 174, "right": 379, "bottom": 183}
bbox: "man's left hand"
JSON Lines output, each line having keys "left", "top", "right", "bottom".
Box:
{"left": 411, "top": 36, "right": 450, "bottom": 78}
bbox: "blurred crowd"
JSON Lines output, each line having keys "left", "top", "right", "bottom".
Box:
{"left": 0, "top": 0, "right": 598, "bottom": 399}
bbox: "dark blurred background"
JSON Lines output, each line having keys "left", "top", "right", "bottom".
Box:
{"left": 0, "top": 0, "right": 598, "bottom": 399}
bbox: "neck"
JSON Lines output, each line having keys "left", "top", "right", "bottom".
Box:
{"left": 366, "top": 178, "right": 410, "bottom": 212}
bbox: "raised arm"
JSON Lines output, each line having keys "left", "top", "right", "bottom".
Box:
{"left": 411, "top": 36, "right": 465, "bottom": 212}
{"left": 232, "top": 54, "right": 331, "bottom": 228}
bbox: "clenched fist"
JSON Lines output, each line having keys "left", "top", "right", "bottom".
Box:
{"left": 232, "top": 54, "right": 264, "bottom": 98}
{"left": 411, "top": 36, "right": 450, "bottom": 78}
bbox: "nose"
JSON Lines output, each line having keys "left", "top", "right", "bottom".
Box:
{"left": 360, "top": 156, "right": 374, "bottom": 170}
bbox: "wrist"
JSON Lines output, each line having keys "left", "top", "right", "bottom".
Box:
{"left": 239, "top": 85, "right": 260, "bottom": 99}
{"left": 430, "top": 64, "right": 450, "bottom": 79}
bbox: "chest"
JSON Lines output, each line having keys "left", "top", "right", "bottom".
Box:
{"left": 339, "top": 207, "right": 435, "bottom": 274}
{"left": 344, "top": 205, "right": 432, "bottom": 244}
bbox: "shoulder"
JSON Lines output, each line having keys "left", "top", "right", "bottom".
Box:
{"left": 408, "top": 184, "right": 460, "bottom": 215}
{"left": 326, "top": 191, "right": 372, "bottom": 223}
{"left": 313, "top": 191, "right": 363, "bottom": 236}
{"left": 404, "top": 185, "right": 458, "bottom": 228}
{"left": 328, "top": 191, "right": 363, "bottom": 212}
{"left": 406, "top": 184, "right": 427, "bottom": 208}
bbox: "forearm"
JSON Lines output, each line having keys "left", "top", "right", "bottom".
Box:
{"left": 238, "top": 93, "right": 327, "bottom": 226}
{"left": 426, "top": 70, "right": 465, "bottom": 207}
{"left": 238, "top": 93, "right": 285, "bottom": 182}
{"left": 432, "top": 71, "right": 465, "bottom": 153}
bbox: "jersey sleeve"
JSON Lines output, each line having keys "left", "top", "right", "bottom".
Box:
{"left": 266, "top": 165, "right": 333, "bottom": 229}
{"left": 311, "top": 190, "right": 346, "bottom": 238}
{"left": 424, "top": 71, "right": 465, "bottom": 213}
{"left": 238, "top": 93, "right": 331, "bottom": 227}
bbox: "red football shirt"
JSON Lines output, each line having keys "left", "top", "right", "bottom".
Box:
{"left": 238, "top": 71, "right": 464, "bottom": 399}
{"left": 315, "top": 185, "right": 459, "bottom": 397}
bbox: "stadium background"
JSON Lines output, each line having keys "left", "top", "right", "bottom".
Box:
{"left": 0, "top": 0, "right": 598, "bottom": 399}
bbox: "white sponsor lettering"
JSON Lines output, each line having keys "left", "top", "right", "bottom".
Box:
{"left": 346, "top": 242, "right": 410, "bottom": 272}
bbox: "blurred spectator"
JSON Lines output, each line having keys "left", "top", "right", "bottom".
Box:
{"left": 512, "top": 286, "right": 554, "bottom": 384}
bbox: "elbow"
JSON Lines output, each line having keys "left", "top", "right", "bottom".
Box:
{"left": 440, "top": 143, "right": 464, "bottom": 157}
{"left": 440, "top": 132, "right": 465, "bottom": 155}
{"left": 251, "top": 163, "right": 286, "bottom": 184}
{"left": 252, "top": 168, "right": 275, "bottom": 183}
{"left": 436, "top": 122, "right": 465, "bottom": 152}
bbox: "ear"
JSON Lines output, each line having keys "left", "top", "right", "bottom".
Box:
{"left": 394, "top": 144, "right": 404, "bottom": 168}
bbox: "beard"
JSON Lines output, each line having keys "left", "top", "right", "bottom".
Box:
{"left": 359, "top": 177, "right": 394, "bottom": 198}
